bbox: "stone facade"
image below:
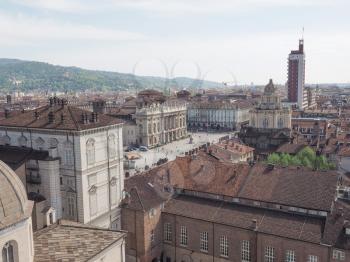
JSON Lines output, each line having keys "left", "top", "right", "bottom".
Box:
{"left": 250, "top": 79, "right": 291, "bottom": 129}
{"left": 0, "top": 100, "right": 124, "bottom": 229}
{"left": 187, "top": 100, "right": 251, "bottom": 131}
{"left": 135, "top": 101, "right": 187, "bottom": 148}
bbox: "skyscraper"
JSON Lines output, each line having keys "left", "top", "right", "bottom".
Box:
{"left": 287, "top": 39, "right": 308, "bottom": 109}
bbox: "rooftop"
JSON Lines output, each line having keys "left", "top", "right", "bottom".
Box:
{"left": 0, "top": 98, "right": 121, "bottom": 131}
{"left": 33, "top": 220, "right": 126, "bottom": 262}
{"left": 163, "top": 195, "right": 323, "bottom": 244}
{"left": 238, "top": 163, "right": 338, "bottom": 211}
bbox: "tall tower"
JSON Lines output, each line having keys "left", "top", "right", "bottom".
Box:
{"left": 287, "top": 39, "right": 307, "bottom": 109}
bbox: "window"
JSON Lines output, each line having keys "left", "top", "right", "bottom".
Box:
{"left": 180, "top": 226, "right": 188, "bottom": 246}
{"left": 86, "top": 139, "right": 95, "bottom": 165}
{"left": 164, "top": 223, "right": 172, "bottom": 242}
{"left": 278, "top": 118, "right": 284, "bottom": 128}
{"left": 308, "top": 255, "right": 318, "bottom": 262}
{"left": 200, "top": 232, "right": 208, "bottom": 252}
{"left": 35, "top": 137, "right": 45, "bottom": 150}
{"left": 64, "top": 147, "right": 74, "bottom": 166}
{"left": 150, "top": 229, "right": 155, "bottom": 243}
{"left": 108, "top": 134, "right": 116, "bottom": 158}
{"left": 18, "top": 135, "right": 27, "bottom": 147}
{"left": 285, "top": 250, "right": 296, "bottom": 262}
{"left": 220, "top": 235, "right": 228, "bottom": 258}
{"left": 89, "top": 190, "right": 98, "bottom": 216}
{"left": 2, "top": 242, "right": 14, "bottom": 262}
{"left": 67, "top": 196, "right": 75, "bottom": 217}
{"left": 265, "top": 246, "right": 275, "bottom": 262}
{"left": 241, "top": 240, "right": 251, "bottom": 262}
{"left": 2, "top": 135, "right": 11, "bottom": 145}
{"left": 263, "top": 118, "right": 269, "bottom": 128}
{"left": 333, "top": 249, "right": 345, "bottom": 260}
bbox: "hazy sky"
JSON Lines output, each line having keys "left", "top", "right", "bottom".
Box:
{"left": 1, "top": 0, "right": 349, "bottom": 85}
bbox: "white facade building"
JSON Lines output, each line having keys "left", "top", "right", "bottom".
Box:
{"left": 135, "top": 101, "right": 187, "bottom": 148}
{"left": 187, "top": 100, "right": 252, "bottom": 131}
{"left": 0, "top": 160, "right": 126, "bottom": 262}
{"left": 0, "top": 98, "right": 124, "bottom": 229}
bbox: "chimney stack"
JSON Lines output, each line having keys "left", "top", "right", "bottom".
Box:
{"left": 48, "top": 111, "right": 55, "bottom": 123}
{"left": 4, "top": 109, "right": 10, "bottom": 119}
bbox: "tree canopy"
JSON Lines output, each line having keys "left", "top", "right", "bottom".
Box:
{"left": 267, "top": 147, "right": 336, "bottom": 170}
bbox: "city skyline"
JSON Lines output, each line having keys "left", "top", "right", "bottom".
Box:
{"left": 0, "top": 0, "right": 349, "bottom": 85}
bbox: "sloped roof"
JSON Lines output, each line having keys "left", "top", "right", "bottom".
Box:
{"left": 0, "top": 103, "right": 121, "bottom": 131}
{"left": 34, "top": 220, "right": 125, "bottom": 262}
{"left": 164, "top": 195, "right": 324, "bottom": 244}
{"left": 238, "top": 163, "right": 338, "bottom": 211}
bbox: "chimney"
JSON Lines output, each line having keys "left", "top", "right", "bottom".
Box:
{"left": 91, "top": 112, "right": 98, "bottom": 123}
{"left": 48, "top": 111, "right": 55, "bottom": 123}
{"left": 49, "top": 97, "right": 54, "bottom": 107}
{"left": 4, "top": 109, "right": 10, "bottom": 119}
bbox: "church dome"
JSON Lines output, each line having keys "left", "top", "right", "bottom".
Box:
{"left": 0, "top": 161, "right": 32, "bottom": 230}
{"left": 264, "top": 79, "right": 276, "bottom": 94}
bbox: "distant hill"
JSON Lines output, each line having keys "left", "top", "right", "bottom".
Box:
{"left": 0, "top": 58, "right": 220, "bottom": 93}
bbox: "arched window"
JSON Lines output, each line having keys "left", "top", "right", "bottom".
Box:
{"left": 35, "top": 137, "right": 45, "bottom": 150}
{"left": 2, "top": 241, "right": 15, "bottom": 262}
{"left": 18, "top": 135, "right": 27, "bottom": 147}
{"left": 278, "top": 118, "right": 284, "bottom": 128}
{"left": 49, "top": 138, "right": 59, "bottom": 148}
{"left": 86, "top": 139, "right": 95, "bottom": 165}
{"left": 108, "top": 134, "right": 116, "bottom": 158}
{"left": 263, "top": 118, "right": 269, "bottom": 128}
{"left": 2, "top": 135, "right": 11, "bottom": 145}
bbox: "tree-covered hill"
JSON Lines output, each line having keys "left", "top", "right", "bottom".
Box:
{"left": 0, "top": 58, "right": 219, "bottom": 93}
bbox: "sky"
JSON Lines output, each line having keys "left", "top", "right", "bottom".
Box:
{"left": 0, "top": 0, "right": 349, "bottom": 85}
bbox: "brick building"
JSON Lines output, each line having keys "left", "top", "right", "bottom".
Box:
{"left": 121, "top": 151, "right": 350, "bottom": 262}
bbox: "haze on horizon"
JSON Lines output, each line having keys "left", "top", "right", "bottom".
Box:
{"left": 0, "top": 0, "right": 349, "bottom": 85}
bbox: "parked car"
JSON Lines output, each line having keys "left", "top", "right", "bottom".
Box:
{"left": 139, "top": 146, "right": 149, "bottom": 152}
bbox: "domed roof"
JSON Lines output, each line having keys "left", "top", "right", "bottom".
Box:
{"left": 264, "top": 79, "right": 276, "bottom": 94}
{"left": 0, "top": 160, "right": 33, "bottom": 230}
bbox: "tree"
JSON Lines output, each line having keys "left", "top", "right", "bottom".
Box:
{"left": 267, "top": 153, "right": 280, "bottom": 165}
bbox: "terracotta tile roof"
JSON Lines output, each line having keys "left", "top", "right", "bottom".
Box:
{"left": 276, "top": 143, "right": 306, "bottom": 154}
{"left": 0, "top": 103, "right": 121, "bottom": 131}
{"left": 123, "top": 152, "right": 251, "bottom": 211}
{"left": 238, "top": 164, "right": 338, "bottom": 211}
{"left": 34, "top": 220, "right": 126, "bottom": 262}
{"left": 163, "top": 195, "right": 324, "bottom": 244}
{"left": 322, "top": 200, "right": 350, "bottom": 249}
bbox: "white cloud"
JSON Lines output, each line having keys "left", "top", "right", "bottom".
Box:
{"left": 10, "top": 0, "right": 348, "bottom": 14}
{"left": 11, "top": 0, "right": 94, "bottom": 13}
{"left": 0, "top": 12, "right": 146, "bottom": 44}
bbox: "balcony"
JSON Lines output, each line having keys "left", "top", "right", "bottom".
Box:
{"left": 26, "top": 175, "right": 41, "bottom": 184}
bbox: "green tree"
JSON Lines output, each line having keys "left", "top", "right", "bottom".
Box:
{"left": 267, "top": 153, "right": 280, "bottom": 165}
